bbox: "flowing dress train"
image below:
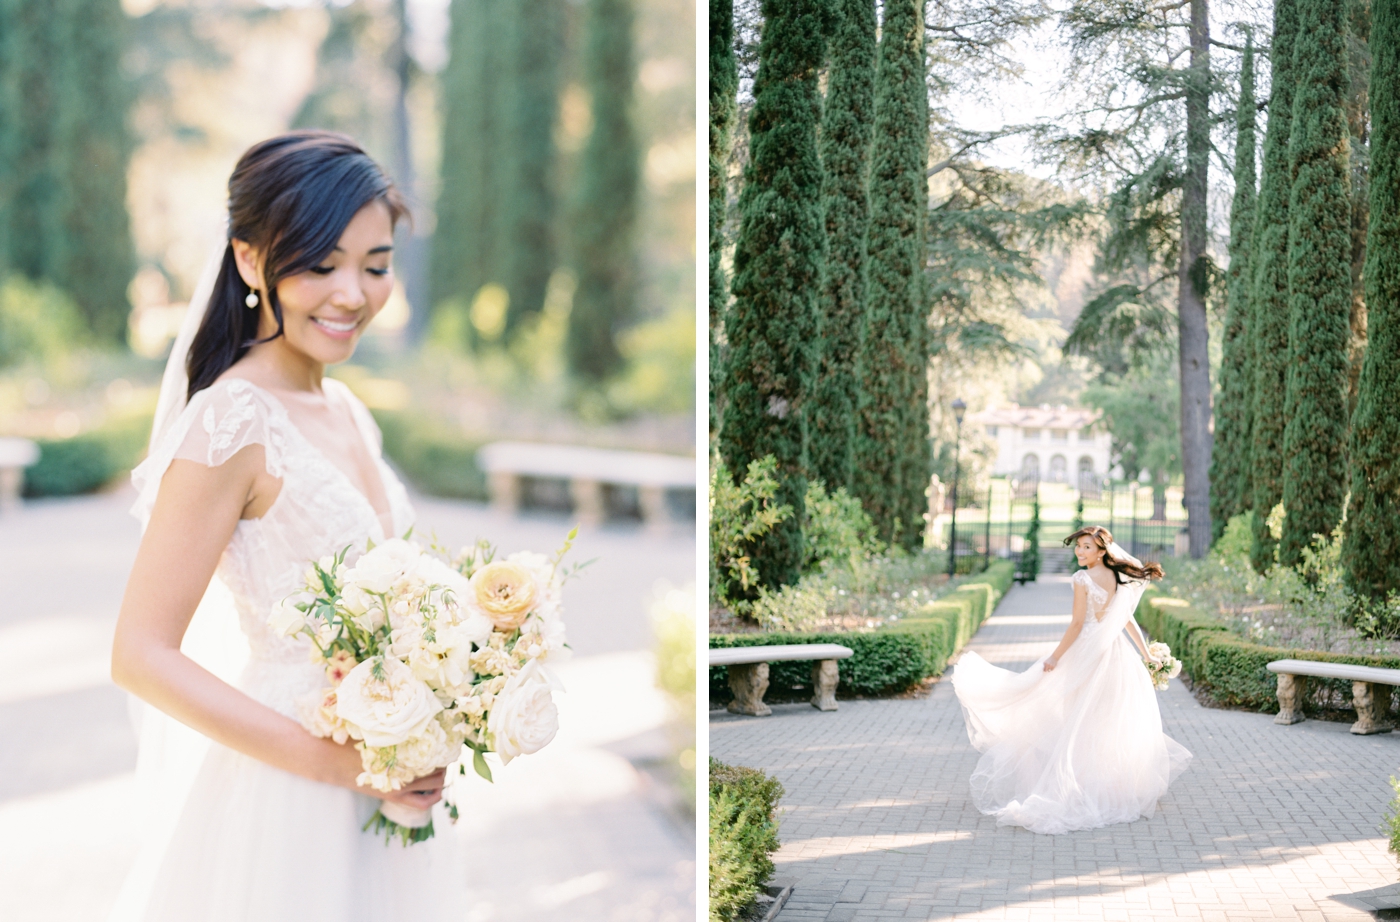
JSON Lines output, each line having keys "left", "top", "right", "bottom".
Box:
{"left": 950, "top": 570, "right": 1191, "bottom": 835}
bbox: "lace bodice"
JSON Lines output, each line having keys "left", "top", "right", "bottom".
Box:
{"left": 1072, "top": 569, "right": 1117, "bottom": 625}
{"left": 131, "top": 377, "right": 414, "bottom": 691}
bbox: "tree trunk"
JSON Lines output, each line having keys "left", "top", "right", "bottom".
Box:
{"left": 1178, "top": 0, "right": 1213, "bottom": 558}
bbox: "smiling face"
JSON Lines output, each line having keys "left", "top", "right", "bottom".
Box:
{"left": 234, "top": 199, "right": 395, "bottom": 370}
{"left": 1074, "top": 534, "right": 1105, "bottom": 568}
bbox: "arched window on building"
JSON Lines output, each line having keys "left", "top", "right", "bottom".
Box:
{"left": 1021, "top": 453, "right": 1040, "bottom": 478}
{"left": 1049, "top": 454, "right": 1067, "bottom": 483}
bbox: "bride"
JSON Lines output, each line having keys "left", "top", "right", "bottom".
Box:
{"left": 951, "top": 525, "right": 1192, "bottom": 835}
{"left": 108, "top": 132, "right": 461, "bottom": 920}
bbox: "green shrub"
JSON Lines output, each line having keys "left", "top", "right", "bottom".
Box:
{"left": 1136, "top": 588, "right": 1400, "bottom": 714}
{"left": 1383, "top": 776, "right": 1400, "bottom": 861}
{"left": 370, "top": 410, "right": 488, "bottom": 501}
{"left": 23, "top": 412, "right": 150, "bottom": 497}
{"left": 802, "top": 478, "right": 882, "bottom": 574}
{"left": 710, "top": 455, "right": 794, "bottom": 612}
{"left": 1019, "top": 496, "right": 1041, "bottom": 582}
{"left": 0, "top": 277, "right": 85, "bottom": 370}
{"left": 709, "top": 759, "right": 784, "bottom": 922}
{"left": 710, "top": 559, "right": 1015, "bottom": 702}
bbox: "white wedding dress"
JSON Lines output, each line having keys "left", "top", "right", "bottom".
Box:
{"left": 108, "top": 376, "right": 464, "bottom": 921}
{"left": 951, "top": 570, "right": 1192, "bottom": 835}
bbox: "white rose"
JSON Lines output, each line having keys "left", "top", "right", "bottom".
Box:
{"left": 414, "top": 555, "right": 473, "bottom": 600}
{"left": 488, "top": 661, "right": 559, "bottom": 764}
{"left": 392, "top": 716, "right": 456, "bottom": 779}
{"left": 335, "top": 657, "right": 443, "bottom": 748}
{"left": 343, "top": 538, "right": 421, "bottom": 595}
{"left": 269, "top": 592, "right": 312, "bottom": 637}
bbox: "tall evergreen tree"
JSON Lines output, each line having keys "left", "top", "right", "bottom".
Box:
{"left": 566, "top": 0, "right": 640, "bottom": 383}
{"left": 1279, "top": 0, "right": 1353, "bottom": 567}
{"left": 432, "top": 0, "right": 507, "bottom": 342}
{"left": 708, "top": 0, "right": 737, "bottom": 428}
{"left": 1343, "top": 0, "right": 1400, "bottom": 603}
{"left": 809, "top": 0, "right": 875, "bottom": 494}
{"left": 62, "top": 0, "right": 135, "bottom": 342}
{"left": 854, "top": 0, "right": 928, "bottom": 549}
{"left": 0, "top": 0, "right": 19, "bottom": 278}
{"left": 1209, "top": 38, "right": 1258, "bottom": 543}
{"left": 1249, "top": 0, "right": 1299, "bottom": 573}
{"left": 719, "top": 0, "right": 829, "bottom": 588}
{"left": 503, "top": 0, "right": 564, "bottom": 334}
{"left": 1345, "top": 0, "right": 1371, "bottom": 413}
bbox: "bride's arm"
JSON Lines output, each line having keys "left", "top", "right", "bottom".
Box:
{"left": 1043, "top": 581, "right": 1087, "bottom": 671}
{"left": 111, "top": 447, "right": 442, "bottom": 809}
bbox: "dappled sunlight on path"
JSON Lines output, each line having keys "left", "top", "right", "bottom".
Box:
{"left": 711, "top": 576, "right": 1397, "bottom": 921}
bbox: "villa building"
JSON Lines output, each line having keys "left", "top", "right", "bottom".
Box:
{"left": 968, "top": 405, "right": 1114, "bottom": 488}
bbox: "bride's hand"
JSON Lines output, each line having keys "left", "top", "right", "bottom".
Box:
{"left": 378, "top": 768, "right": 447, "bottom": 812}
{"left": 1042, "top": 655, "right": 1057, "bottom": 672}
{"left": 320, "top": 739, "right": 445, "bottom": 808}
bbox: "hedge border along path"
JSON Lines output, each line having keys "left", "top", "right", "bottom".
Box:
{"left": 1135, "top": 586, "right": 1400, "bottom": 716}
{"left": 709, "top": 559, "right": 1015, "bottom": 703}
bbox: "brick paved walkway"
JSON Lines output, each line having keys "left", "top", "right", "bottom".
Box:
{"left": 711, "top": 575, "right": 1400, "bottom": 921}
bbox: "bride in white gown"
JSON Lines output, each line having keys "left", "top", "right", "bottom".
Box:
{"left": 108, "top": 132, "right": 463, "bottom": 920}
{"left": 951, "top": 526, "right": 1192, "bottom": 835}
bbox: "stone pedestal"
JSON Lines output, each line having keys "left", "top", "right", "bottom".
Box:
{"left": 811, "top": 659, "right": 840, "bottom": 711}
{"left": 639, "top": 485, "right": 671, "bottom": 533}
{"left": 1274, "top": 673, "right": 1306, "bottom": 724}
{"left": 569, "top": 478, "right": 605, "bottom": 527}
{"left": 488, "top": 471, "right": 520, "bottom": 517}
{"left": 727, "top": 663, "right": 771, "bottom": 717}
{"left": 1351, "top": 681, "right": 1394, "bottom": 735}
{"left": 0, "top": 467, "right": 22, "bottom": 513}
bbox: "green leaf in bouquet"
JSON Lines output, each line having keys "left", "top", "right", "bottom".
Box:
{"left": 361, "top": 807, "right": 435, "bottom": 846}
{"left": 472, "top": 745, "right": 493, "bottom": 782}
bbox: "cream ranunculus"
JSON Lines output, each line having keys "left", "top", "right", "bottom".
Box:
{"left": 342, "top": 538, "right": 421, "bottom": 595}
{"left": 487, "top": 661, "right": 559, "bottom": 764}
{"left": 297, "top": 687, "right": 352, "bottom": 744}
{"left": 335, "top": 656, "right": 443, "bottom": 748}
{"left": 470, "top": 561, "right": 539, "bottom": 632}
{"left": 269, "top": 592, "right": 312, "bottom": 637}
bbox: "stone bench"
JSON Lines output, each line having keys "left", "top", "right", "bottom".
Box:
{"left": 476, "top": 441, "right": 695, "bottom": 531}
{"left": 1267, "top": 658, "right": 1400, "bottom": 735}
{"left": 0, "top": 438, "right": 39, "bottom": 513}
{"left": 710, "top": 644, "right": 855, "bottom": 717}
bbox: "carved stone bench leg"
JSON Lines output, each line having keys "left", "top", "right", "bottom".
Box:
{"left": 488, "top": 471, "right": 520, "bottom": 517}
{"left": 1351, "top": 681, "right": 1394, "bottom": 735}
{"left": 569, "top": 478, "right": 605, "bottom": 527}
{"left": 811, "top": 659, "right": 839, "bottom": 711}
{"left": 1274, "top": 673, "right": 1306, "bottom": 725}
{"left": 727, "top": 663, "right": 771, "bottom": 717}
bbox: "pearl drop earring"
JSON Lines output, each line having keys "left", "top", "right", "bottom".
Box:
{"left": 246, "top": 291, "right": 260, "bottom": 309}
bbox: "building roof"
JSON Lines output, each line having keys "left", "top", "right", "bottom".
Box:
{"left": 968, "top": 404, "right": 1101, "bottom": 429}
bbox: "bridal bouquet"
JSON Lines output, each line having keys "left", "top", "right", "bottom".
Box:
{"left": 1144, "top": 641, "right": 1183, "bottom": 691}
{"left": 269, "top": 530, "right": 577, "bottom": 844}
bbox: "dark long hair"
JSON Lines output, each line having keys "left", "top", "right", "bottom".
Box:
{"left": 1062, "top": 525, "right": 1164, "bottom": 582}
{"left": 185, "top": 131, "right": 408, "bottom": 400}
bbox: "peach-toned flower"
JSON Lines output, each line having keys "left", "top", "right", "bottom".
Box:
{"left": 325, "top": 649, "right": 358, "bottom": 685}
{"left": 469, "top": 561, "right": 538, "bottom": 631}
{"left": 298, "top": 687, "right": 352, "bottom": 745}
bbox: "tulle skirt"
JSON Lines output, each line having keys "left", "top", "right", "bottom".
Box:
{"left": 952, "top": 629, "right": 1192, "bottom": 835}
{"left": 107, "top": 610, "right": 465, "bottom": 922}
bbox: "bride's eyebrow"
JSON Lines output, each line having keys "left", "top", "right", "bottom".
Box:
{"left": 328, "top": 245, "right": 394, "bottom": 255}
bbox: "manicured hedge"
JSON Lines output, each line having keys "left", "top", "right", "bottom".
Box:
{"left": 23, "top": 412, "right": 151, "bottom": 497}
{"left": 370, "top": 409, "right": 489, "bottom": 501}
{"left": 709, "top": 759, "right": 784, "bottom": 922}
{"left": 1135, "top": 589, "right": 1400, "bottom": 715}
{"left": 709, "top": 559, "right": 1015, "bottom": 703}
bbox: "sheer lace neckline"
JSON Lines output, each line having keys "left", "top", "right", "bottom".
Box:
{"left": 216, "top": 376, "right": 394, "bottom": 535}
{"left": 1076, "top": 568, "right": 1117, "bottom": 621}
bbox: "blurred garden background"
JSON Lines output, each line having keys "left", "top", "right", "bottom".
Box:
{"left": 0, "top": 0, "right": 696, "bottom": 502}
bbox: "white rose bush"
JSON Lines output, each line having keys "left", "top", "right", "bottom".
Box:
{"left": 271, "top": 529, "right": 580, "bottom": 845}
{"left": 1143, "top": 641, "right": 1183, "bottom": 691}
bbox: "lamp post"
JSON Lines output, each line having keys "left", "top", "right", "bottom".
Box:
{"left": 948, "top": 398, "right": 966, "bottom": 578}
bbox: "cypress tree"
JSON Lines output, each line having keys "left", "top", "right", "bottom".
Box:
{"left": 854, "top": 0, "right": 928, "bottom": 549}
{"left": 1209, "top": 38, "right": 1258, "bottom": 543}
{"left": 61, "top": 0, "right": 135, "bottom": 342}
{"left": 0, "top": 0, "right": 18, "bottom": 277}
{"left": 566, "top": 0, "right": 641, "bottom": 383}
{"left": 1279, "top": 0, "right": 1353, "bottom": 568}
{"left": 503, "top": 0, "right": 564, "bottom": 334}
{"left": 708, "top": 0, "right": 737, "bottom": 426}
{"left": 809, "top": 0, "right": 875, "bottom": 494}
{"left": 1021, "top": 496, "right": 1041, "bottom": 582}
{"left": 1343, "top": 0, "right": 1400, "bottom": 603}
{"left": 1249, "top": 0, "right": 1299, "bottom": 573}
{"left": 718, "top": 0, "right": 829, "bottom": 589}
{"left": 432, "top": 0, "right": 507, "bottom": 343}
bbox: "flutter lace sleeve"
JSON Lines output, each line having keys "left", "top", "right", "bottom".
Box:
{"left": 130, "top": 379, "right": 287, "bottom": 528}
{"left": 1071, "top": 568, "right": 1092, "bottom": 591}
